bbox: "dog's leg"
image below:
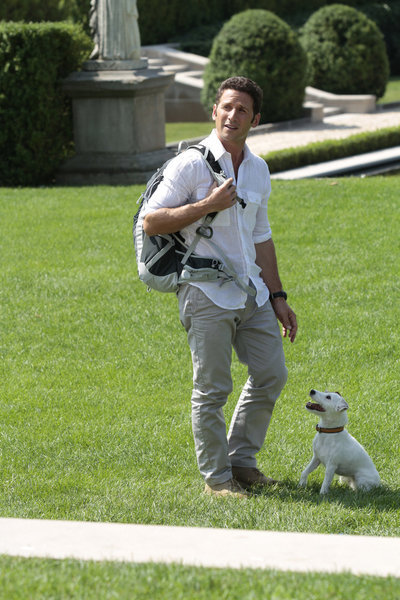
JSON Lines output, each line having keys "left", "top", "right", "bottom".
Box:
{"left": 299, "top": 455, "right": 320, "bottom": 487}
{"left": 339, "top": 476, "right": 356, "bottom": 490}
{"left": 320, "top": 464, "right": 337, "bottom": 494}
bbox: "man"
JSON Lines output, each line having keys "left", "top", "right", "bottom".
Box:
{"left": 143, "top": 77, "right": 297, "bottom": 498}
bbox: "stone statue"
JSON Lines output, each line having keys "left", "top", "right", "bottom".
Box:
{"left": 89, "top": 0, "right": 141, "bottom": 61}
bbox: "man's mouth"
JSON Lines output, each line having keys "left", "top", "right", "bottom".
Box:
{"left": 306, "top": 402, "right": 325, "bottom": 412}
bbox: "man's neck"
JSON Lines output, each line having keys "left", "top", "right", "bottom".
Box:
{"left": 217, "top": 134, "right": 245, "bottom": 179}
{"left": 231, "top": 149, "right": 244, "bottom": 179}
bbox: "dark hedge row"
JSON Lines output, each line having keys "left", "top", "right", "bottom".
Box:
{"left": 0, "top": 1, "right": 379, "bottom": 34}
{"left": 1, "top": 1, "right": 399, "bottom": 76}
{"left": 1, "top": 1, "right": 399, "bottom": 74}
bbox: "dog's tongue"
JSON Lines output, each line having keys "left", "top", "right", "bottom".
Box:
{"left": 306, "top": 401, "right": 325, "bottom": 412}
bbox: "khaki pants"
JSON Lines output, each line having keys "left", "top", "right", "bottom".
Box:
{"left": 178, "top": 284, "right": 288, "bottom": 485}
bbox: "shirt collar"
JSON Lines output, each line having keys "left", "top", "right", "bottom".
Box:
{"left": 204, "top": 129, "right": 251, "bottom": 164}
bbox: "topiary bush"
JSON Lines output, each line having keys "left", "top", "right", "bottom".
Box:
{"left": 0, "top": 22, "right": 91, "bottom": 186}
{"left": 299, "top": 4, "right": 389, "bottom": 97}
{"left": 201, "top": 9, "right": 307, "bottom": 124}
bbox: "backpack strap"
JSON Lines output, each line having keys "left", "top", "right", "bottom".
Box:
{"left": 188, "top": 145, "right": 226, "bottom": 216}
{"left": 179, "top": 144, "right": 223, "bottom": 267}
{"left": 188, "top": 144, "right": 224, "bottom": 176}
{"left": 178, "top": 144, "right": 256, "bottom": 297}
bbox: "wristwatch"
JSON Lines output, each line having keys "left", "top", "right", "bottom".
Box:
{"left": 270, "top": 290, "right": 287, "bottom": 301}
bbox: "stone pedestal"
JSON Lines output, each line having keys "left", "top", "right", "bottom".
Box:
{"left": 57, "top": 64, "right": 175, "bottom": 185}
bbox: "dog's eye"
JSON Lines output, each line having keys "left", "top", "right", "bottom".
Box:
{"left": 326, "top": 395, "right": 331, "bottom": 400}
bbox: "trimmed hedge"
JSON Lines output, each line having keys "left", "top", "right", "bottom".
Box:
{"left": 139, "top": 0, "right": 397, "bottom": 48}
{"left": 0, "top": 22, "right": 91, "bottom": 186}
{"left": 0, "top": 1, "right": 384, "bottom": 45}
{"left": 1, "top": 1, "right": 399, "bottom": 75}
{"left": 0, "top": 0, "right": 72, "bottom": 22}
{"left": 262, "top": 126, "right": 400, "bottom": 173}
{"left": 202, "top": 10, "right": 307, "bottom": 124}
{"left": 300, "top": 4, "right": 389, "bottom": 98}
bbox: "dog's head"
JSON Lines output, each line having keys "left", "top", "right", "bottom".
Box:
{"left": 306, "top": 389, "right": 349, "bottom": 414}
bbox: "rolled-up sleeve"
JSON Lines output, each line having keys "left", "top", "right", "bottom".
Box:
{"left": 252, "top": 159, "right": 272, "bottom": 243}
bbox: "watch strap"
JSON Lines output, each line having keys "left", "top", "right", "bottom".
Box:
{"left": 270, "top": 290, "right": 287, "bottom": 301}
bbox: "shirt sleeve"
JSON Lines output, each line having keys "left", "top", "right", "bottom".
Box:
{"left": 143, "top": 151, "right": 207, "bottom": 214}
{"left": 252, "top": 158, "right": 272, "bottom": 244}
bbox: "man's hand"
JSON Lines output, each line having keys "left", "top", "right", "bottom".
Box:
{"left": 143, "top": 178, "right": 238, "bottom": 236}
{"left": 205, "top": 178, "right": 238, "bottom": 212}
{"left": 271, "top": 298, "right": 297, "bottom": 343}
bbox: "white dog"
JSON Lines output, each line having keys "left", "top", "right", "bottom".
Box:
{"left": 299, "top": 389, "right": 380, "bottom": 494}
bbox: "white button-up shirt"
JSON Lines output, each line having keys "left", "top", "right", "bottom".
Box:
{"left": 145, "top": 129, "right": 272, "bottom": 309}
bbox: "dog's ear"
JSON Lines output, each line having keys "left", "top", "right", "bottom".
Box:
{"left": 337, "top": 398, "right": 349, "bottom": 412}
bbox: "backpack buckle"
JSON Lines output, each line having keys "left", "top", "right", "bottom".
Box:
{"left": 196, "top": 225, "right": 213, "bottom": 239}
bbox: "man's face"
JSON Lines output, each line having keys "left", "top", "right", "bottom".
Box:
{"left": 212, "top": 88, "right": 260, "bottom": 147}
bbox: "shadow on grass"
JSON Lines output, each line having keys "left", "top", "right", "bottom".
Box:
{"left": 255, "top": 479, "right": 400, "bottom": 512}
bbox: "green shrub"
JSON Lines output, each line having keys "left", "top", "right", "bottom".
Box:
{"left": 361, "top": 1, "right": 400, "bottom": 76}
{"left": 2, "top": 1, "right": 399, "bottom": 76}
{"left": 170, "top": 22, "right": 224, "bottom": 58}
{"left": 202, "top": 10, "right": 307, "bottom": 124}
{"left": 300, "top": 4, "right": 389, "bottom": 98}
{"left": 0, "top": 1, "right": 92, "bottom": 34}
{"left": 0, "top": 22, "right": 91, "bottom": 186}
{"left": 263, "top": 126, "right": 400, "bottom": 173}
{"left": 0, "top": 0, "right": 69, "bottom": 21}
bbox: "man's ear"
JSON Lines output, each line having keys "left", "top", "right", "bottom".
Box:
{"left": 212, "top": 104, "right": 217, "bottom": 121}
{"left": 251, "top": 113, "right": 261, "bottom": 128}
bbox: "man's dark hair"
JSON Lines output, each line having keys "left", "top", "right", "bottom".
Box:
{"left": 215, "top": 77, "right": 263, "bottom": 118}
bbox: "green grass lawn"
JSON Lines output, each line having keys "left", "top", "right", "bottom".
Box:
{"left": 165, "top": 120, "right": 212, "bottom": 144}
{"left": 379, "top": 76, "right": 400, "bottom": 104}
{"left": 1, "top": 178, "right": 399, "bottom": 596}
{"left": 1, "top": 556, "right": 399, "bottom": 599}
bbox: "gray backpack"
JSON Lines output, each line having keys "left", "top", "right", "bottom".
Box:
{"left": 133, "top": 144, "right": 254, "bottom": 295}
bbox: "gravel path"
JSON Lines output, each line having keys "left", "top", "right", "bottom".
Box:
{"left": 247, "top": 107, "right": 400, "bottom": 155}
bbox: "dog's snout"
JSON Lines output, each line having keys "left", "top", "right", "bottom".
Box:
{"left": 310, "top": 389, "right": 316, "bottom": 396}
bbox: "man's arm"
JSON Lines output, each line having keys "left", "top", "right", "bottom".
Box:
{"left": 143, "top": 178, "right": 237, "bottom": 236}
{"left": 255, "top": 239, "right": 297, "bottom": 343}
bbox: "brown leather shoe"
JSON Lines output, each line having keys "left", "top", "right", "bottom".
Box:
{"left": 232, "top": 466, "right": 279, "bottom": 490}
{"left": 204, "top": 478, "right": 249, "bottom": 498}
